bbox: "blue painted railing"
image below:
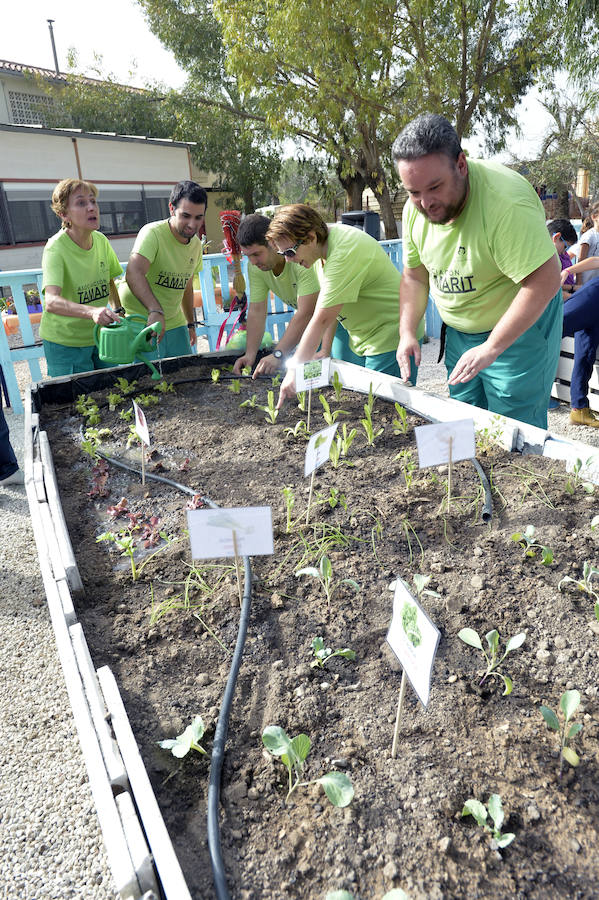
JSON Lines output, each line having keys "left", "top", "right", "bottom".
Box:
{"left": 0, "top": 238, "right": 441, "bottom": 414}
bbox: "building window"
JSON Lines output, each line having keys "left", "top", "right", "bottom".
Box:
{"left": 8, "top": 90, "right": 55, "bottom": 126}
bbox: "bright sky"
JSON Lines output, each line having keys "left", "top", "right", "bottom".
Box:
{"left": 5, "top": 1, "right": 559, "bottom": 162}
{"left": 4, "top": 0, "right": 186, "bottom": 88}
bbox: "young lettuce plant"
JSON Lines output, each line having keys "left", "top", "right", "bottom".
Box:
{"left": 310, "top": 636, "right": 355, "bottom": 668}
{"left": 458, "top": 627, "right": 526, "bottom": 695}
{"left": 262, "top": 726, "right": 353, "bottom": 806}
{"left": 157, "top": 715, "right": 207, "bottom": 758}
{"left": 392, "top": 402, "right": 409, "bottom": 435}
{"left": 461, "top": 794, "right": 515, "bottom": 849}
{"left": 540, "top": 689, "right": 583, "bottom": 774}
{"left": 228, "top": 379, "right": 241, "bottom": 394}
{"left": 511, "top": 524, "right": 554, "bottom": 565}
{"left": 258, "top": 390, "right": 279, "bottom": 424}
{"left": 331, "top": 370, "right": 343, "bottom": 402}
{"left": 296, "top": 555, "right": 359, "bottom": 607}
{"left": 211, "top": 368, "right": 220, "bottom": 384}
{"left": 319, "top": 394, "right": 349, "bottom": 426}
{"left": 360, "top": 406, "right": 384, "bottom": 446}
{"left": 240, "top": 393, "right": 259, "bottom": 409}
{"left": 285, "top": 420, "right": 309, "bottom": 441}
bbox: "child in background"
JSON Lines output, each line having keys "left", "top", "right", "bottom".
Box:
{"left": 576, "top": 202, "right": 599, "bottom": 287}
{"left": 547, "top": 219, "right": 578, "bottom": 298}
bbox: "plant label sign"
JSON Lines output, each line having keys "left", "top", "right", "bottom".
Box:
{"left": 295, "top": 357, "right": 331, "bottom": 391}
{"left": 132, "top": 401, "right": 151, "bottom": 446}
{"left": 304, "top": 423, "right": 339, "bottom": 477}
{"left": 386, "top": 579, "right": 441, "bottom": 707}
{"left": 414, "top": 418, "right": 475, "bottom": 469}
{"left": 187, "top": 506, "right": 274, "bottom": 559}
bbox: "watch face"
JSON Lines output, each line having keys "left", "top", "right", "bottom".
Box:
{"left": 273, "top": 350, "right": 283, "bottom": 359}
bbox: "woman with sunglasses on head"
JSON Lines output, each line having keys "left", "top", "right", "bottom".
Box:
{"left": 40, "top": 179, "right": 122, "bottom": 376}
{"left": 268, "top": 204, "right": 423, "bottom": 407}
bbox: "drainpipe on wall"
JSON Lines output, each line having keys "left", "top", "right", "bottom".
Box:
{"left": 47, "top": 20, "right": 60, "bottom": 76}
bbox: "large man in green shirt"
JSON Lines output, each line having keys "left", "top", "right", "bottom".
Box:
{"left": 119, "top": 180, "right": 207, "bottom": 359}
{"left": 392, "top": 113, "right": 562, "bottom": 429}
{"left": 232, "top": 214, "right": 321, "bottom": 377}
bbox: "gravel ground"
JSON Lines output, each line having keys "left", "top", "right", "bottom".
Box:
{"left": 1, "top": 335, "right": 597, "bottom": 900}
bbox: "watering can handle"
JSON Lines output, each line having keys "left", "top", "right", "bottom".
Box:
{"left": 130, "top": 318, "right": 163, "bottom": 356}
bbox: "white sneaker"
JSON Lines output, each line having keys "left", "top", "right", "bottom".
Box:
{"left": 1, "top": 469, "right": 24, "bottom": 485}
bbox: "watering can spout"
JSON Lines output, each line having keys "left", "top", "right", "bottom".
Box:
{"left": 94, "top": 314, "right": 163, "bottom": 380}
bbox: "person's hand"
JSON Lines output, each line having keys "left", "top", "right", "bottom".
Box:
{"left": 91, "top": 306, "right": 121, "bottom": 326}
{"left": 396, "top": 335, "right": 421, "bottom": 382}
{"left": 447, "top": 342, "right": 497, "bottom": 385}
{"left": 276, "top": 369, "right": 296, "bottom": 409}
{"left": 188, "top": 325, "right": 197, "bottom": 348}
{"left": 147, "top": 310, "right": 165, "bottom": 343}
{"left": 252, "top": 353, "right": 282, "bottom": 378}
{"left": 233, "top": 353, "right": 254, "bottom": 375}
{"left": 314, "top": 347, "right": 331, "bottom": 360}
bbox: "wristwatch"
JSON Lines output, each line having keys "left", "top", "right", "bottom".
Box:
{"left": 273, "top": 349, "right": 283, "bottom": 360}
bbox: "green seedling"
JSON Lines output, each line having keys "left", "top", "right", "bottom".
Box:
{"left": 319, "top": 394, "right": 348, "bottom": 426}
{"left": 565, "top": 457, "right": 595, "bottom": 494}
{"left": 364, "top": 382, "right": 376, "bottom": 416}
{"left": 228, "top": 379, "right": 241, "bottom": 394}
{"left": 240, "top": 393, "right": 258, "bottom": 409}
{"left": 458, "top": 627, "right": 526, "bottom": 695}
{"left": 395, "top": 448, "right": 417, "bottom": 488}
{"left": 392, "top": 402, "right": 409, "bottom": 435}
{"left": 310, "top": 636, "right": 355, "bottom": 668}
{"left": 154, "top": 380, "right": 175, "bottom": 394}
{"left": 338, "top": 423, "right": 357, "bottom": 457}
{"left": 331, "top": 370, "right": 343, "bottom": 401}
{"left": 107, "top": 391, "right": 124, "bottom": 411}
{"left": 126, "top": 425, "right": 142, "bottom": 449}
{"left": 271, "top": 373, "right": 282, "bottom": 387}
{"left": 97, "top": 529, "right": 138, "bottom": 580}
{"left": 135, "top": 393, "right": 160, "bottom": 408}
{"left": 315, "top": 487, "right": 347, "bottom": 511}
{"left": 360, "top": 406, "right": 384, "bottom": 446}
{"left": 284, "top": 420, "right": 309, "bottom": 440}
{"left": 591, "top": 515, "right": 599, "bottom": 530}
{"left": 75, "top": 393, "right": 98, "bottom": 418}
{"left": 329, "top": 440, "right": 341, "bottom": 469}
{"left": 241, "top": 365, "right": 252, "bottom": 377}
{"left": 462, "top": 794, "right": 515, "bottom": 849}
{"left": 559, "top": 561, "right": 599, "bottom": 621}
{"left": 540, "top": 689, "right": 583, "bottom": 774}
{"left": 262, "top": 726, "right": 353, "bottom": 806}
{"left": 398, "top": 573, "right": 441, "bottom": 603}
{"left": 211, "top": 368, "right": 220, "bottom": 383}
{"left": 115, "top": 377, "right": 137, "bottom": 395}
{"left": 119, "top": 407, "right": 134, "bottom": 422}
{"left": 81, "top": 427, "right": 111, "bottom": 460}
{"left": 296, "top": 555, "right": 359, "bottom": 607}
{"left": 258, "top": 390, "right": 279, "bottom": 424}
{"left": 157, "top": 715, "right": 207, "bottom": 758}
{"left": 297, "top": 391, "right": 307, "bottom": 412}
{"left": 475, "top": 414, "right": 505, "bottom": 454}
{"left": 282, "top": 486, "right": 296, "bottom": 534}
{"left": 511, "top": 524, "right": 554, "bottom": 565}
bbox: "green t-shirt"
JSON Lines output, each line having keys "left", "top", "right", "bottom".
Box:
{"left": 119, "top": 220, "right": 203, "bottom": 331}
{"left": 316, "top": 224, "right": 413, "bottom": 357}
{"left": 248, "top": 259, "right": 320, "bottom": 308}
{"left": 402, "top": 158, "right": 555, "bottom": 333}
{"left": 40, "top": 230, "right": 122, "bottom": 347}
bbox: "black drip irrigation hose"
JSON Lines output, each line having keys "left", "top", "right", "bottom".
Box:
{"left": 471, "top": 457, "right": 493, "bottom": 522}
{"left": 90, "top": 443, "right": 251, "bottom": 900}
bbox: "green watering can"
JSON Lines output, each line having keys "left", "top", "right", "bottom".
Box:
{"left": 94, "top": 314, "right": 163, "bottom": 380}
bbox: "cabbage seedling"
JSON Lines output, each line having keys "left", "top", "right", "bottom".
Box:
{"left": 511, "top": 524, "right": 554, "bottom": 565}
{"left": 461, "top": 793, "right": 515, "bottom": 849}
{"left": 540, "top": 690, "right": 583, "bottom": 774}
{"left": 157, "top": 715, "right": 207, "bottom": 758}
{"left": 565, "top": 457, "right": 595, "bottom": 494}
{"left": 262, "top": 726, "right": 353, "bottom": 806}
{"left": 558, "top": 560, "right": 599, "bottom": 604}
{"left": 458, "top": 627, "right": 526, "bottom": 695}
{"left": 310, "top": 636, "right": 355, "bottom": 668}
{"left": 296, "top": 555, "right": 359, "bottom": 607}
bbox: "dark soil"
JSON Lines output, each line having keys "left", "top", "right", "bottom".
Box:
{"left": 40, "top": 361, "right": 599, "bottom": 900}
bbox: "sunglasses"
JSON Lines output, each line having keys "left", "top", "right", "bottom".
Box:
{"left": 276, "top": 240, "right": 301, "bottom": 259}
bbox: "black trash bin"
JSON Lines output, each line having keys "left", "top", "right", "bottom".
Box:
{"left": 340, "top": 210, "right": 380, "bottom": 241}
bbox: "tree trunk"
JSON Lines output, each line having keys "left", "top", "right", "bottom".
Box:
{"left": 365, "top": 169, "right": 398, "bottom": 239}
{"left": 556, "top": 187, "right": 570, "bottom": 219}
{"left": 336, "top": 163, "right": 365, "bottom": 214}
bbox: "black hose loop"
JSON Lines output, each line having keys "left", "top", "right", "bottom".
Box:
{"left": 471, "top": 457, "right": 493, "bottom": 522}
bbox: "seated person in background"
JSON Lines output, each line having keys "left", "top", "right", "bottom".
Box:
{"left": 547, "top": 219, "right": 578, "bottom": 298}
{"left": 41, "top": 179, "right": 122, "bottom": 376}
{"left": 233, "top": 214, "right": 321, "bottom": 377}
{"left": 119, "top": 180, "right": 207, "bottom": 359}
{"left": 269, "top": 204, "right": 419, "bottom": 408}
{"left": 555, "top": 244, "right": 599, "bottom": 427}
{"left": 575, "top": 202, "right": 599, "bottom": 287}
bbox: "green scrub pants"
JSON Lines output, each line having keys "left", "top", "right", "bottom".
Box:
{"left": 444, "top": 291, "right": 563, "bottom": 429}
{"left": 332, "top": 323, "right": 418, "bottom": 383}
{"left": 140, "top": 325, "right": 193, "bottom": 362}
{"left": 43, "top": 340, "right": 113, "bottom": 377}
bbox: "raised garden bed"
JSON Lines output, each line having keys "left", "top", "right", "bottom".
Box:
{"left": 30, "top": 356, "right": 599, "bottom": 900}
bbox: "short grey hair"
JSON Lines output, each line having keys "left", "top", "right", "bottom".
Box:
{"left": 392, "top": 114, "right": 462, "bottom": 163}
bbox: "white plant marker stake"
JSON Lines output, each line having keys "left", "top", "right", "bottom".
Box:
{"left": 306, "top": 470, "right": 316, "bottom": 524}
{"left": 133, "top": 401, "right": 151, "bottom": 485}
{"left": 303, "top": 424, "right": 339, "bottom": 525}
{"left": 447, "top": 435, "right": 453, "bottom": 511}
{"left": 306, "top": 386, "right": 312, "bottom": 433}
{"left": 391, "top": 671, "right": 407, "bottom": 759}
{"left": 232, "top": 530, "right": 243, "bottom": 607}
{"left": 141, "top": 450, "right": 146, "bottom": 486}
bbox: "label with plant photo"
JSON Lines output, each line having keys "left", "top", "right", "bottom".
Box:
{"left": 295, "top": 356, "right": 331, "bottom": 391}
{"left": 386, "top": 578, "right": 441, "bottom": 706}
{"left": 304, "top": 423, "right": 339, "bottom": 477}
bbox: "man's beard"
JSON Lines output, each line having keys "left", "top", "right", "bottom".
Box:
{"left": 421, "top": 178, "right": 469, "bottom": 224}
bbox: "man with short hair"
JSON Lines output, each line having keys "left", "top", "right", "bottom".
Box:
{"left": 120, "top": 180, "right": 207, "bottom": 358}
{"left": 393, "top": 113, "right": 562, "bottom": 429}
{"left": 232, "top": 213, "right": 321, "bottom": 376}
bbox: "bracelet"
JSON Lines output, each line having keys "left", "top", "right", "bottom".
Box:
{"left": 187, "top": 322, "right": 195, "bottom": 329}
{"left": 148, "top": 309, "right": 165, "bottom": 315}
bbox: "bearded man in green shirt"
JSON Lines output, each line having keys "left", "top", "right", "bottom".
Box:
{"left": 233, "top": 213, "right": 322, "bottom": 377}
